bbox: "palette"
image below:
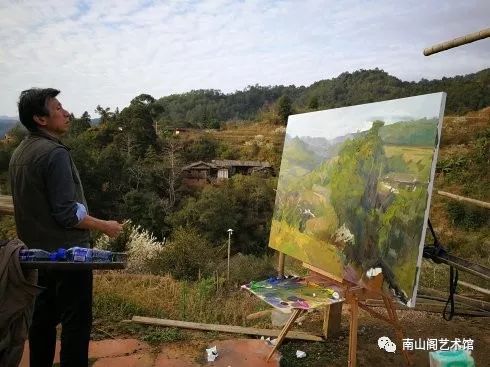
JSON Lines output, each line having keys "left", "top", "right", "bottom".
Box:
{"left": 242, "top": 276, "right": 344, "bottom": 313}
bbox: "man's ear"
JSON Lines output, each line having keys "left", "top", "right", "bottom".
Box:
{"left": 33, "top": 115, "right": 47, "bottom": 127}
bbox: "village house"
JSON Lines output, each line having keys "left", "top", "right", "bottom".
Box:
{"left": 382, "top": 172, "right": 422, "bottom": 192}
{"left": 182, "top": 159, "right": 273, "bottom": 186}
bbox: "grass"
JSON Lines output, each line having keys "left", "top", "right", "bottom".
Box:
{"left": 140, "top": 327, "right": 185, "bottom": 345}
{"left": 384, "top": 145, "right": 433, "bottom": 164}
{"left": 92, "top": 272, "right": 267, "bottom": 330}
{"left": 269, "top": 219, "right": 344, "bottom": 277}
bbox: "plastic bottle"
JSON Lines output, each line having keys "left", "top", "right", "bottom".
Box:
{"left": 19, "top": 249, "right": 52, "bottom": 261}
{"left": 91, "top": 249, "right": 113, "bottom": 263}
{"left": 67, "top": 247, "right": 92, "bottom": 262}
{"left": 49, "top": 248, "right": 67, "bottom": 261}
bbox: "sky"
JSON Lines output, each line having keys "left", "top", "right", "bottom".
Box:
{"left": 0, "top": 0, "right": 489, "bottom": 117}
{"left": 287, "top": 92, "right": 445, "bottom": 140}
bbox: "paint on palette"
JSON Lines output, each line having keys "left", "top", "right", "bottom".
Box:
{"left": 269, "top": 93, "right": 446, "bottom": 307}
{"left": 242, "top": 277, "right": 343, "bottom": 313}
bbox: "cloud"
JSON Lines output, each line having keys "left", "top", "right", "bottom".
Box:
{"left": 0, "top": 0, "right": 489, "bottom": 116}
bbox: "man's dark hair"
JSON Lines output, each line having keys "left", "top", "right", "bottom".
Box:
{"left": 18, "top": 88, "right": 60, "bottom": 132}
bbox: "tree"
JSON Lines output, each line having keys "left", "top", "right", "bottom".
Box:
{"left": 95, "top": 105, "right": 115, "bottom": 125}
{"left": 116, "top": 98, "right": 158, "bottom": 159}
{"left": 69, "top": 111, "right": 91, "bottom": 136}
{"left": 277, "top": 95, "right": 293, "bottom": 124}
{"left": 330, "top": 121, "right": 386, "bottom": 267}
{"left": 308, "top": 95, "right": 319, "bottom": 110}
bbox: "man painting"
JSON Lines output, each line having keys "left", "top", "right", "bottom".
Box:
{"left": 9, "top": 88, "right": 123, "bottom": 367}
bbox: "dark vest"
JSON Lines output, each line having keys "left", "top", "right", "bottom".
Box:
{"left": 9, "top": 132, "right": 90, "bottom": 251}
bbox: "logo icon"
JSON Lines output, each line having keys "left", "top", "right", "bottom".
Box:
{"left": 378, "top": 336, "right": 397, "bottom": 353}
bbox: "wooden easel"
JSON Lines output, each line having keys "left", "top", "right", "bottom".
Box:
{"left": 269, "top": 253, "right": 413, "bottom": 367}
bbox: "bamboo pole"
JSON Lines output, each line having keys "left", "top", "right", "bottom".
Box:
{"left": 364, "top": 300, "right": 490, "bottom": 317}
{"left": 458, "top": 280, "right": 490, "bottom": 297}
{"left": 419, "top": 287, "right": 490, "bottom": 312}
{"left": 131, "top": 316, "right": 323, "bottom": 342}
{"left": 437, "top": 190, "right": 490, "bottom": 209}
{"left": 424, "top": 28, "right": 490, "bottom": 56}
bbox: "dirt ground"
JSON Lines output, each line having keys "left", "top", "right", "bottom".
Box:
{"left": 277, "top": 308, "right": 489, "bottom": 366}
{"left": 87, "top": 307, "right": 489, "bottom": 367}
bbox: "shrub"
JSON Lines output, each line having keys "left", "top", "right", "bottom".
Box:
{"left": 446, "top": 201, "right": 488, "bottom": 230}
{"left": 96, "top": 220, "right": 164, "bottom": 273}
{"left": 150, "top": 226, "right": 217, "bottom": 280}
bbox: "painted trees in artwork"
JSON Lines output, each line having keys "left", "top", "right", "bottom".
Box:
{"left": 328, "top": 119, "right": 431, "bottom": 302}
{"left": 330, "top": 121, "right": 387, "bottom": 268}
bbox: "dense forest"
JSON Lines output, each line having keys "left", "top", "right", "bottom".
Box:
{"left": 0, "top": 68, "right": 488, "bottom": 281}
{"left": 152, "top": 68, "right": 489, "bottom": 128}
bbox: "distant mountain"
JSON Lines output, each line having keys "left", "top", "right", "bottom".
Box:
{"left": 0, "top": 115, "right": 17, "bottom": 121}
{"left": 300, "top": 132, "right": 359, "bottom": 161}
{"left": 0, "top": 117, "right": 18, "bottom": 137}
{"left": 283, "top": 135, "right": 322, "bottom": 172}
{"left": 0, "top": 124, "right": 17, "bottom": 137}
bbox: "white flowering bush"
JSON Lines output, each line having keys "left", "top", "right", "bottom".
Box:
{"left": 274, "top": 126, "right": 286, "bottom": 134}
{"left": 95, "top": 221, "right": 164, "bottom": 273}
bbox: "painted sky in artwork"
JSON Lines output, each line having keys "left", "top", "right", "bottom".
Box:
{"left": 287, "top": 93, "right": 444, "bottom": 140}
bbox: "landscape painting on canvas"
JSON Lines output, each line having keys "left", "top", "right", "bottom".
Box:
{"left": 269, "top": 93, "right": 446, "bottom": 306}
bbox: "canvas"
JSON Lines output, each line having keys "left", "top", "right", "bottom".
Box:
{"left": 269, "top": 93, "right": 446, "bottom": 306}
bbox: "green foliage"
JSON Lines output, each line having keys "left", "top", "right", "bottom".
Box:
{"left": 380, "top": 118, "right": 438, "bottom": 146}
{"left": 181, "top": 135, "right": 221, "bottom": 162}
{"left": 147, "top": 69, "right": 489, "bottom": 128}
{"left": 330, "top": 121, "right": 386, "bottom": 265}
{"left": 308, "top": 95, "right": 319, "bottom": 110}
{"left": 385, "top": 154, "right": 409, "bottom": 173}
{"left": 446, "top": 201, "right": 488, "bottom": 230}
{"left": 474, "top": 128, "right": 489, "bottom": 164}
{"left": 150, "top": 227, "right": 217, "bottom": 280}
{"left": 69, "top": 111, "right": 91, "bottom": 136}
{"left": 378, "top": 188, "right": 427, "bottom": 257}
{"left": 277, "top": 95, "right": 293, "bottom": 124}
{"left": 436, "top": 155, "right": 468, "bottom": 176}
{"left": 281, "top": 136, "right": 322, "bottom": 174}
{"left": 170, "top": 175, "right": 276, "bottom": 254}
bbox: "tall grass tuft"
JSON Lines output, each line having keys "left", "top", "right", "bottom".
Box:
{"left": 93, "top": 272, "right": 265, "bottom": 326}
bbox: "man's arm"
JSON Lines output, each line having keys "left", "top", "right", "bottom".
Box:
{"left": 75, "top": 215, "right": 122, "bottom": 238}
{"left": 44, "top": 148, "right": 122, "bottom": 238}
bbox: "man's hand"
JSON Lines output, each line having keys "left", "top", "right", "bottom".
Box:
{"left": 75, "top": 215, "right": 123, "bottom": 238}
{"left": 103, "top": 220, "right": 123, "bottom": 238}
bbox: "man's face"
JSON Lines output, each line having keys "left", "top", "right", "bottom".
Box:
{"left": 35, "top": 97, "right": 70, "bottom": 137}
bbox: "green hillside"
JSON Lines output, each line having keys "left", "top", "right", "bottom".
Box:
{"left": 380, "top": 118, "right": 438, "bottom": 146}
{"left": 152, "top": 68, "right": 489, "bottom": 128}
{"left": 279, "top": 136, "right": 322, "bottom": 178}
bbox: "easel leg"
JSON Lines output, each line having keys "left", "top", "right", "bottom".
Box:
{"left": 277, "top": 252, "right": 285, "bottom": 278}
{"left": 382, "top": 295, "right": 412, "bottom": 366}
{"left": 266, "top": 308, "right": 303, "bottom": 362}
{"left": 322, "top": 302, "right": 343, "bottom": 338}
{"left": 348, "top": 298, "right": 358, "bottom": 367}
